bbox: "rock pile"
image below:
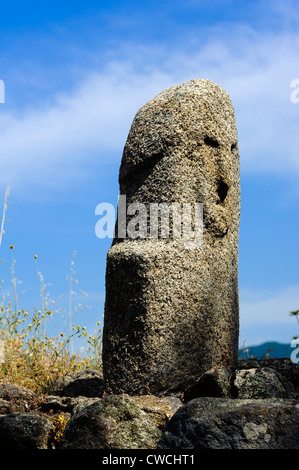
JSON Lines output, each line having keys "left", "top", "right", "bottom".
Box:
{"left": 158, "top": 358, "right": 299, "bottom": 449}
{"left": 0, "top": 369, "right": 182, "bottom": 449}
{"left": 0, "top": 359, "right": 298, "bottom": 449}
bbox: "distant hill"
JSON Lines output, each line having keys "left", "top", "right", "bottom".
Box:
{"left": 239, "top": 341, "right": 293, "bottom": 360}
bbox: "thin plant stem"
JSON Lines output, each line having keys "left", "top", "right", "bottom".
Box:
{"left": 69, "top": 272, "right": 73, "bottom": 354}
{"left": 11, "top": 251, "right": 17, "bottom": 316}
{"left": 68, "top": 250, "right": 77, "bottom": 355}
{"left": 0, "top": 185, "right": 10, "bottom": 249}
{"left": 34, "top": 255, "right": 47, "bottom": 338}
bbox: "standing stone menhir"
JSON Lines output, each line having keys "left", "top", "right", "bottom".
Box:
{"left": 102, "top": 79, "right": 241, "bottom": 395}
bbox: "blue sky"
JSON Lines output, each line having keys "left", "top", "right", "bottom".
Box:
{"left": 0, "top": 0, "right": 299, "bottom": 352}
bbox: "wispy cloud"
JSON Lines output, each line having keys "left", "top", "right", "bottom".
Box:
{"left": 1, "top": 21, "right": 299, "bottom": 195}
{"left": 0, "top": 65, "right": 173, "bottom": 193}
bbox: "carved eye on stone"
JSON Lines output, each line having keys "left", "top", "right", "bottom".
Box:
{"left": 204, "top": 136, "right": 219, "bottom": 148}
{"left": 231, "top": 143, "right": 237, "bottom": 152}
{"left": 216, "top": 178, "right": 229, "bottom": 204}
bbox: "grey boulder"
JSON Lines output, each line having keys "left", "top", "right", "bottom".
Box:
{"left": 158, "top": 397, "right": 299, "bottom": 449}
{"left": 60, "top": 395, "right": 165, "bottom": 449}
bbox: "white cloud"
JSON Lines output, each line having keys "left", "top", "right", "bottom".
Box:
{"left": 167, "top": 28, "right": 299, "bottom": 174}
{"left": 239, "top": 285, "right": 299, "bottom": 346}
{"left": 0, "top": 65, "right": 173, "bottom": 194}
{"left": 0, "top": 23, "right": 299, "bottom": 196}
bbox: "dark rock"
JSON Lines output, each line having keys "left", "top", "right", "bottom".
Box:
{"left": 237, "top": 358, "right": 260, "bottom": 370}
{"left": 38, "top": 395, "right": 68, "bottom": 414}
{"left": 0, "top": 383, "right": 35, "bottom": 401}
{"left": 237, "top": 358, "right": 299, "bottom": 398}
{"left": 0, "top": 399, "right": 12, "bottom": 414}
{"left": 69, "top": 397, "right": 102, "bottom": 415}
{"left": 38, "top": 395, "right": 101, "bottom": 415}
{"left": 158, "top": 397, "right": 299, "bottom": 449}
{"left": 0, "top": 412, "right": 54, "bottom": 449}
{"left": 184, "top": 367, "right": 232, "bottom": 402}
{"left": 59, "top": 395, "right": 161, "bottom": 449}
{"left": 238, "top": 357, "right": 299, "bottom": 385}
{"left": 46, "top": 369, "right": 105, "bottom": 397}
{"left": 259, "top": 358, "right": 299, "bottom": 391}
{"left": 0, "top": 383, "right": 36, "bottom": 413}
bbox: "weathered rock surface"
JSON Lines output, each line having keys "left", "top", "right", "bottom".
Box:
{"left": 59, "top": 395, "right": 169, "bottom": 449}
{"left": 46, "top": 369, "right": 105, "bottom": 397}
{"left": 37, "top": 394, "right": 102, "bottom": 416}
{"left": 158, "top": 397, "right": 299, "bottom": 449}
{"left": 182, "top": 358, "right": 299, "bottom": 402}
{"left": 0, "top": 382, "right": 35, "bottom": 401}
{"left": 258, "top": 358, "right": 299, "bottom": 392}
{"left": 234, "top": 368, "right": 293, "bottom": 399}
{"left": 184, "top": 367, "right": 232, "bottom": 402}
{"left": 0, "top": 383, "right": 36, "bottom": 413}
{"left": 103, "top": 79, "right": 241, "bottom": 395}
{"left": 237, "top": 358, "right": 299, "bottom": 399}
{"left": 0, "top": 361, "right": 298, "bottom": 449}
{"left": 0, "top": 412, "right": 54, "bottom": 449}
{"left": 131, "top": 395, "right": 182, "bottom": 431}
{"left": 0, "top": 399, "right": 12, "bottom": 414}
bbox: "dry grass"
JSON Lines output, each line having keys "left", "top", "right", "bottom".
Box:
{"left": 0, "top": 186, "right": 102, "bottom": 395}
{"left": 0, "top": 304, "right": 102, "bottom": 395}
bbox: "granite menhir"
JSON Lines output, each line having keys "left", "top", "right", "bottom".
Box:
{"left": 102, "top": 79, "right": 241, "bottom": 395}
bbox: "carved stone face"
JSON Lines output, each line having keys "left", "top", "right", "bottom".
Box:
{"left": 103, "top": 79, "right": 241, "bottom": 395}
{"left": 118, "top": 79, "right": 240, "bottom": 240}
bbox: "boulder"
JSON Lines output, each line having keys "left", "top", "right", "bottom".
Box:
{"left": 0, "top": 382, "right": 35, "bottom": 401}
{"left": 46, "top": 369, "right": 105, "bottom": 397}
{"left": 59, "top": 395, "right": 162, "bottom": 449}
{"left": 37, "top": 394, "right": 101, "bottom": 415}
{"left": 234, "top": 368, "right": 294, "bottom": 399}
{"left": 237, "top": 358, "right": 299, "bottom": 398}
{"left": 0, "top": 412, "right": 54, "bottom": 449}
{"left": 183, "top": 367, "right": 232, "bottom": 402}
{"left": 0, "top": 383, "right": 36, "bottom": 413}
{"left": 258, "top": 358, "right": 299, "bottom": 394}
{"left": 158, "top": 397, "right": 299, "bottom": 449}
